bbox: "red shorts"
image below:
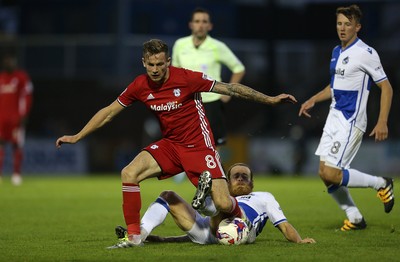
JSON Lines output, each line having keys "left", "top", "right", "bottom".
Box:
{"left": 0, "top": 117, "right": 24, "bottom": 145}
{"left": 143, "top": 138, "right": 226, "bottom": 187}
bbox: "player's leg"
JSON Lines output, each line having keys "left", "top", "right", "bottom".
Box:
{"left": 117, "top": 190, "right": 216, "bottom": 244}
{"left": 320, "top": 124, "right": 394, "bottom": 214}
{"left": 139, "top": 194, "right": 171, "bottom": 240}
{"left": 191, "top": 174, "right": 237, "bottom": 218}
{"left": 320, "top": 162, "right": 366, "bottom": 230}
{"left": 11, "top": 122, "right": 24, "bottom": 186}
{"left": 165, "top": 191, "right": 198, "bottom": 231}
{"left": 315, "top": 113, "right": 365, "bottom": 229}
{"left": 317, "top": 111, "right": 393, "bottom": 231}
{"left": 11, "top": 144, "right": 23, "bottom": 186}
{"left": 109, "top": 150, "right": 161, "bottom": 248}
{"left": 0, "top": 118, "right": 10, "bottom": 183}
{"left": 140, "top": 190, "right": 197, "bottom": 240}
{"left": 110, "top": 139, "right": 183, "bottom": 248}
{"left": 340, "top": 168, "right": 393, "bottom": 212}
{"left": 210, "top": 178, "right": 242, "bottom": 218}
{"left": 161, "top": 190, "right": 218, "bottom": 245}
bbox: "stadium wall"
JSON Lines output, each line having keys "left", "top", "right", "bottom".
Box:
{"left": 1, "top": 137, "right": 398, "bottom": 176}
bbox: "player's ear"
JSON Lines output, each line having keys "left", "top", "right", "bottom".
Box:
{"left": 142, "top": 58, "right": 146, "bottom": 67}
{"left": 167, "top": 57, "right": 171, "bottom": 66}
{"left": 355, "top": 23, "right": 361, "bottom": 33}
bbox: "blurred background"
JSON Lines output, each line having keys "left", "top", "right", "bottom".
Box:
{"left": 0, "top": 0, "right": 399, "bottom": 176}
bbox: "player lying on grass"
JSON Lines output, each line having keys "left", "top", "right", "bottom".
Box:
{"left": 112, "top": 163, "right": 316, "bottom": 245}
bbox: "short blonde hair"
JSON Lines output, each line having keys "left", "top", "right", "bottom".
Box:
{"left": 142, "top": 39, "right": 169, "bottom": 59}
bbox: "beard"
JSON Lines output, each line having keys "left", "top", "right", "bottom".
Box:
{"left": 229, "top": 183, "right": 253, "bottom": 197}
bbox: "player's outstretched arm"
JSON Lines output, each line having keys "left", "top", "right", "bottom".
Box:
{"left": 55, "top": 100, "right": 125, "bottom": 148}
{"left": 299, "top": 84, "right": 331, "bottom": 118}
{"left": 220, "top": 71, "right": 247, "bottom": 103}
{"left": 211, "top": 81, "right": 297, "bottom": 106}
{"left": 277, "top": 222, "right": 316, "bottom": 244}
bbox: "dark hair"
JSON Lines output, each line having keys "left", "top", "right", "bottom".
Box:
{"left": 190, "top": 7, "right": 211, "bottom": 22}
{"left": 142, "top": 39, "right": 169, "bottom": 59}
{"left": 226, "top": 163, "right": 253, "bottom": 181}
{"left": 336, "top": 4, "right": 362, "bottom": 24}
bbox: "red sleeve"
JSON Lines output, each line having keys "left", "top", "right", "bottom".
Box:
{"left": 117, "top": 76, "right": 144, "bottom": 107}
{"left": 181, "top": 69, "right": 216, "bottom": 93}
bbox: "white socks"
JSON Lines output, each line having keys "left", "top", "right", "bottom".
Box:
{"left": 140, "top": 197, "right": 170, "bottom": 240}
{"left": 329, "top": 186, "right": 363, "bottom": 223}
{"left": 328, "top": 168, "right": 386, "bottom": 224}
{"left": 198, "top": 195, "right": 219, "bottom": 216}
{"left": 344, "top": 168, "right": 385, "bottom": 190}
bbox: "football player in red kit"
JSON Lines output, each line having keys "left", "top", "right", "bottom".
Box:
{"left": 0, "top": 52, "right": 33, "bottom": 186}
{"left": 56, "top": 39, "right": 297, "bottom": 248}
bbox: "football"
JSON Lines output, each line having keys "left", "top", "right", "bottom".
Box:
{"left": 216, "top": 217, "right": 249, "bottom": 245}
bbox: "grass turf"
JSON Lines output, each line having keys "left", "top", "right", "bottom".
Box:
{"left": 0, "top": 174, "right": 398, "bottom": 261}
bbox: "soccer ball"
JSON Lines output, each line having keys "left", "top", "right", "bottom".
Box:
{"left": 216, "top": 217, "right": 249, "bottom": 245}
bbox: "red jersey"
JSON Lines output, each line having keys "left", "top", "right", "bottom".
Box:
{"left": 118, "top": 66, "right": 216, "bottom": 147}
{"left": 0, "top": 69, "right": 33, "bottom": 120}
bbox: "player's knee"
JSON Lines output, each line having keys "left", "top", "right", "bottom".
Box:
{"left": 213, "top": 195, "right": 232, "bottom": 213}
{"left": 159, "top": 190, "right": 178, "bottom": 203}
{"left": 121, "top": 167, "right": 139, "bottom": 183}
{"left": 319, "top": 168, "right": 342, "bottom": 185}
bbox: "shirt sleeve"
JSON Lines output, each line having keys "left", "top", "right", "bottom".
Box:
{"left": 117, "top": 78, "right": 140, "bottom": 107}
{"left": 183, "top": 69, "right": 216, "bottom": 93}
{"left": 360, "top": 47, "right": 387, "bottom": 83}
{"left": 264, "top": 194, "right": 287, "bottom": 227}
{"left": 217, "top": 41, "right": 245, "bottom": 74}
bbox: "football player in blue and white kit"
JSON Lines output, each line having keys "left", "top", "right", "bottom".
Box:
{"left": 299, "top": 4, "right": 394, "bottom": 231}
{"left": 113, "top": 163, "right": 315, "bottom": 245}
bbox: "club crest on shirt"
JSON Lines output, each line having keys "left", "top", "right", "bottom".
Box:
{"left": 150, "top": 144, "right": 159, "bottom": 149}
{"left": 173, "top": 89, "right": 181, "bottom": 97}
{"left": 342, "top": 56, "right": 349, "bottom": 64}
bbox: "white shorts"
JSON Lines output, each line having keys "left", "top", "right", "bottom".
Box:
{"left": 315, "top": 109, "right": 364, "bottom": 169}
{"left": 186, "top": 212, "right": 218, "bottom": 245}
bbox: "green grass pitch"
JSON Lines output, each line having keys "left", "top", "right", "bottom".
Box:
{"left": 0, "top": 174, "right": 398, "bottom": 261}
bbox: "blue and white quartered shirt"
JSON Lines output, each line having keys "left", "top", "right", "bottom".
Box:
{"left": 237, "top": 191, "right": 287, "bottom": 243}
{"left": 329, "top": 38, "right": 387, "bottom": 132}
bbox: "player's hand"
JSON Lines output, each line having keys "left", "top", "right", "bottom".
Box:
{"left": 55, "top": 135, "right": 79, "bottom": 148}
{"left": 300, "top": 237, "right": 316, "bottom": 244}
{"left": 298, "top": 99, "right": 315, "bottom": 118}
{"left": 273, "top": 93, "right": 297, "bottom": 105}
{"left": 369, "top": 121, "right": 388, "bottom": 142}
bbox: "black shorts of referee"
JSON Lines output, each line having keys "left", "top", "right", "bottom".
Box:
{"left": 204, "top": 100, "right": 227, "bottom": 146}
